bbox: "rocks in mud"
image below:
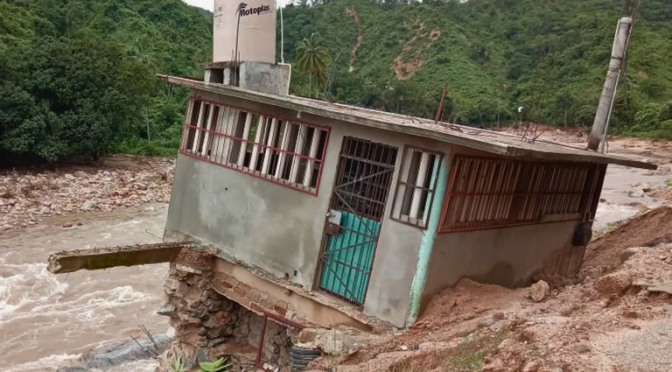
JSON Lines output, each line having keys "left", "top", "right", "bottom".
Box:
{"left": 297, "top": 327, "right": 384, "bottom": 355}
{"left": 80, "top": 199, "right": 98, "bottom": 211}
{"left": 0, "top": 157, "right": 174, "bottom": 231}
{"left": 529, "top": 280, "right": 550, "bottom": 303}
{"left": 159, "top": 250, "right": 294, "bottom": 371}
{"left": 522, "top": 359, "right": 541, "bottom": 372}
{"left": 594, "top": 273, "right": 633, "bottom": 297}
{"left": 158, "top": 303, "right": 176, "bottom": 316}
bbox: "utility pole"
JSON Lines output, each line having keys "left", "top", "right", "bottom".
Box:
{"left": 588, "top": 0, "right": 641, "bottom": 151}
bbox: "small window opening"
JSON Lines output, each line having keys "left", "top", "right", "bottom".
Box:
{"left": 391, "top": 147, "right": 442, "bottom": 229}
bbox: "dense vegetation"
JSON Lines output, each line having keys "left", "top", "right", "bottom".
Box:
{"left": 1, "top": 0, "right": 671, "bottom": 163}
{"left": 0, "top": 0, "right": 211, "bottom": 162}
{"left": 283, "top": 0, "right": 672, "bottom": 136}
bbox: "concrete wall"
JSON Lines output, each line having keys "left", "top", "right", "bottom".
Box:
{"left": 424, "top": 220, "right": 579, "bottom": 298}
{"left": 165, "top": 89, "right": 449, "bottom": 327}
{"left": 420, "top": 145, "right": 587, "bottom": 306}
{"left": 239, "top": 62, "right": 291, "bottom": 96}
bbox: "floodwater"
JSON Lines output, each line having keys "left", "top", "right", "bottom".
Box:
{"left": 0, "top": 204, "right": 169, "bottom": 372}
{"left": 594, "top": 163, "right": 669, "bottom": 230}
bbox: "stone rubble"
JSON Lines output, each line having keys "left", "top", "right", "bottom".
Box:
{"left": 159, "top": 250, "right": 293, "bottom": 372}
{"left": 529, "top": 280, "right": 550, "bottom": 303}
{"left": 0, "top": 158, "right": 174, "bottom": 232}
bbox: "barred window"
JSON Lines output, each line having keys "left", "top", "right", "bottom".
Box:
{"left": 439, "top": 156, "right": 603, "bottom": 232}
{"left": 390, "top": 147, "right": 442, "bottom": 228}
{"left": 181, "top": 99, "right": 329, "bottom": 194}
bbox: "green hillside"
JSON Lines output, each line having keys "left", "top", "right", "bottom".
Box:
{"left": 282, "top": 0, "right": 672, "bottom": 135}
{"left": 1, "top": 0, "right": 671, "bottom": 163}
{"left": 0, "top": 0, "right": 212, "bottom": 162}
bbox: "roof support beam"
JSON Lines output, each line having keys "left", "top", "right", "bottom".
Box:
{"left": 47, "top": 242, "right": 191, "bottom": 274}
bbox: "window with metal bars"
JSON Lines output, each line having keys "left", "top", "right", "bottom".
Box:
{"left": 439, "top": 156, "right": 603, "bottom": 232}
{"left": 181, "top": 99, "right": 330, "bottom": 194}
{"left": 330, "top": 138, "right": 398, "bottom": 221}
{"left": 390, "top": 147, "right": 443, "bottom": 229}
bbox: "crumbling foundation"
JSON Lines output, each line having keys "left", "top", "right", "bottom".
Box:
{"left": 159, "top": 250, "right": 293, "bottom": 371}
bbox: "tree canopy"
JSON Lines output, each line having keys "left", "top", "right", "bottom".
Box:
{"left": 280, "top": 0, "right": 672, "bottom": 136}
{"left": 1, "top": 0, "right": 671, "bottom": 164}
{"left": 0, "top": 0, "right": 212, "bottom": 163}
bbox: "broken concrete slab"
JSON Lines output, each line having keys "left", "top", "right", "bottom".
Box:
{"left": 647, "top": 282, "right": 672, "bottom": 295}
{"left": 47, "top": 242, "right": 191, "bottom": 274}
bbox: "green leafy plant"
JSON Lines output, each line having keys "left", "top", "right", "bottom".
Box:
{"left": 172, "top": 357, "right": 184, "bottom": 372}
{"left": 199, "top": 357, "right": 232, "bottom": 372}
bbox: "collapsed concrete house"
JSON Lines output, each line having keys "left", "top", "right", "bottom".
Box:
{"left": 159, "top": 71, "right": 653, "bottom": 326}
{"left": 48, "top": 0, "right": 656, "bottom": 369}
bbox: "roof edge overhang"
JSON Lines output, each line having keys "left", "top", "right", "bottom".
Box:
{"left": 159, "top": 74, "right": 656, "bottom": 170}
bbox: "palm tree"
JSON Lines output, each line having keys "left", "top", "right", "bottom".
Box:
{"left": 296, "top": 33, "right": 330, "bottom": 96}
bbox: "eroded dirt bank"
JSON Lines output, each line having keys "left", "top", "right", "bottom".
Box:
{"left": 307, "top": 207, "right": 672, "bottom": 372}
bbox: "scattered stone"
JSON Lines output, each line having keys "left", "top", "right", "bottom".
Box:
{"left": 297, "top": 327, "right": 384, "bottom": 356}
{"left": 529, "top": 280, "right": 550, "bottom": 303}
{"left": 594, "top": 273, "right": 632, "bottom": 297}
{"left": 158, "top": 304, "right": 176, "bottom": 316}
{"left": 0, "top": 158, "right": 174, "bottom": 232}
{"left": 522, "top": 359, "right": 541, "bottom": 372}
{"left": 80, "top": 199, "right": 98, "bottom": 211}
{"left": 176, "top": 264, "right": 203, "bottom": 275}
{"left": 62, "top": 222, "right": 73, "bottom": 228}
{"left": 400, "top": 345, "right": 408, "bottom": 351}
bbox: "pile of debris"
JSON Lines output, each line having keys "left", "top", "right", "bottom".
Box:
{"left": 0, "top": 157, "right": 174, "bottom": 231}
{"left": 306, "top": 207, "right": 672, "bottom": 372}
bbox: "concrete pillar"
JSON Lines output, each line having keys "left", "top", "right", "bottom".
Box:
{"left": 588, "top": 17, "right": 633, "bottom": 151}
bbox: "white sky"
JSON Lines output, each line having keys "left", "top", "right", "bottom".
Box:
{"left": 183, "top": 0, "right": 292, "bottom": 11}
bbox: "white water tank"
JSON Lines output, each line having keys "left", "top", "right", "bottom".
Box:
{"left": 213, "top": 0, "right": 277, "bottom": 64}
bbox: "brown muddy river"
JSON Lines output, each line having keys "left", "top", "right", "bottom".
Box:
{"left": 1, "top": 204, "right": 170, "bottom": 372}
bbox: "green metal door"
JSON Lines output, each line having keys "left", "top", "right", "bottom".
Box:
{"left": 318, "top": 138, "right": 397, "bottom": 305}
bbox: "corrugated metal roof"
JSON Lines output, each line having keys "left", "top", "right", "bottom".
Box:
{"left": 160, "top": 75, "right": 655, "bottom": 170}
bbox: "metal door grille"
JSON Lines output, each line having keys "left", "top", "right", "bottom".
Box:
{"left": 318, "top": 138, "right": 397, "bottom": 305}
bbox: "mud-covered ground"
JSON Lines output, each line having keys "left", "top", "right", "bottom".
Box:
{"left": 323, "top": 206, "right": 672, "bottom": 372}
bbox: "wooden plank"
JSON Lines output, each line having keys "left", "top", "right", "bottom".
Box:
{"left": 47, "top": 242, "right": 191, "bottom": 274}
